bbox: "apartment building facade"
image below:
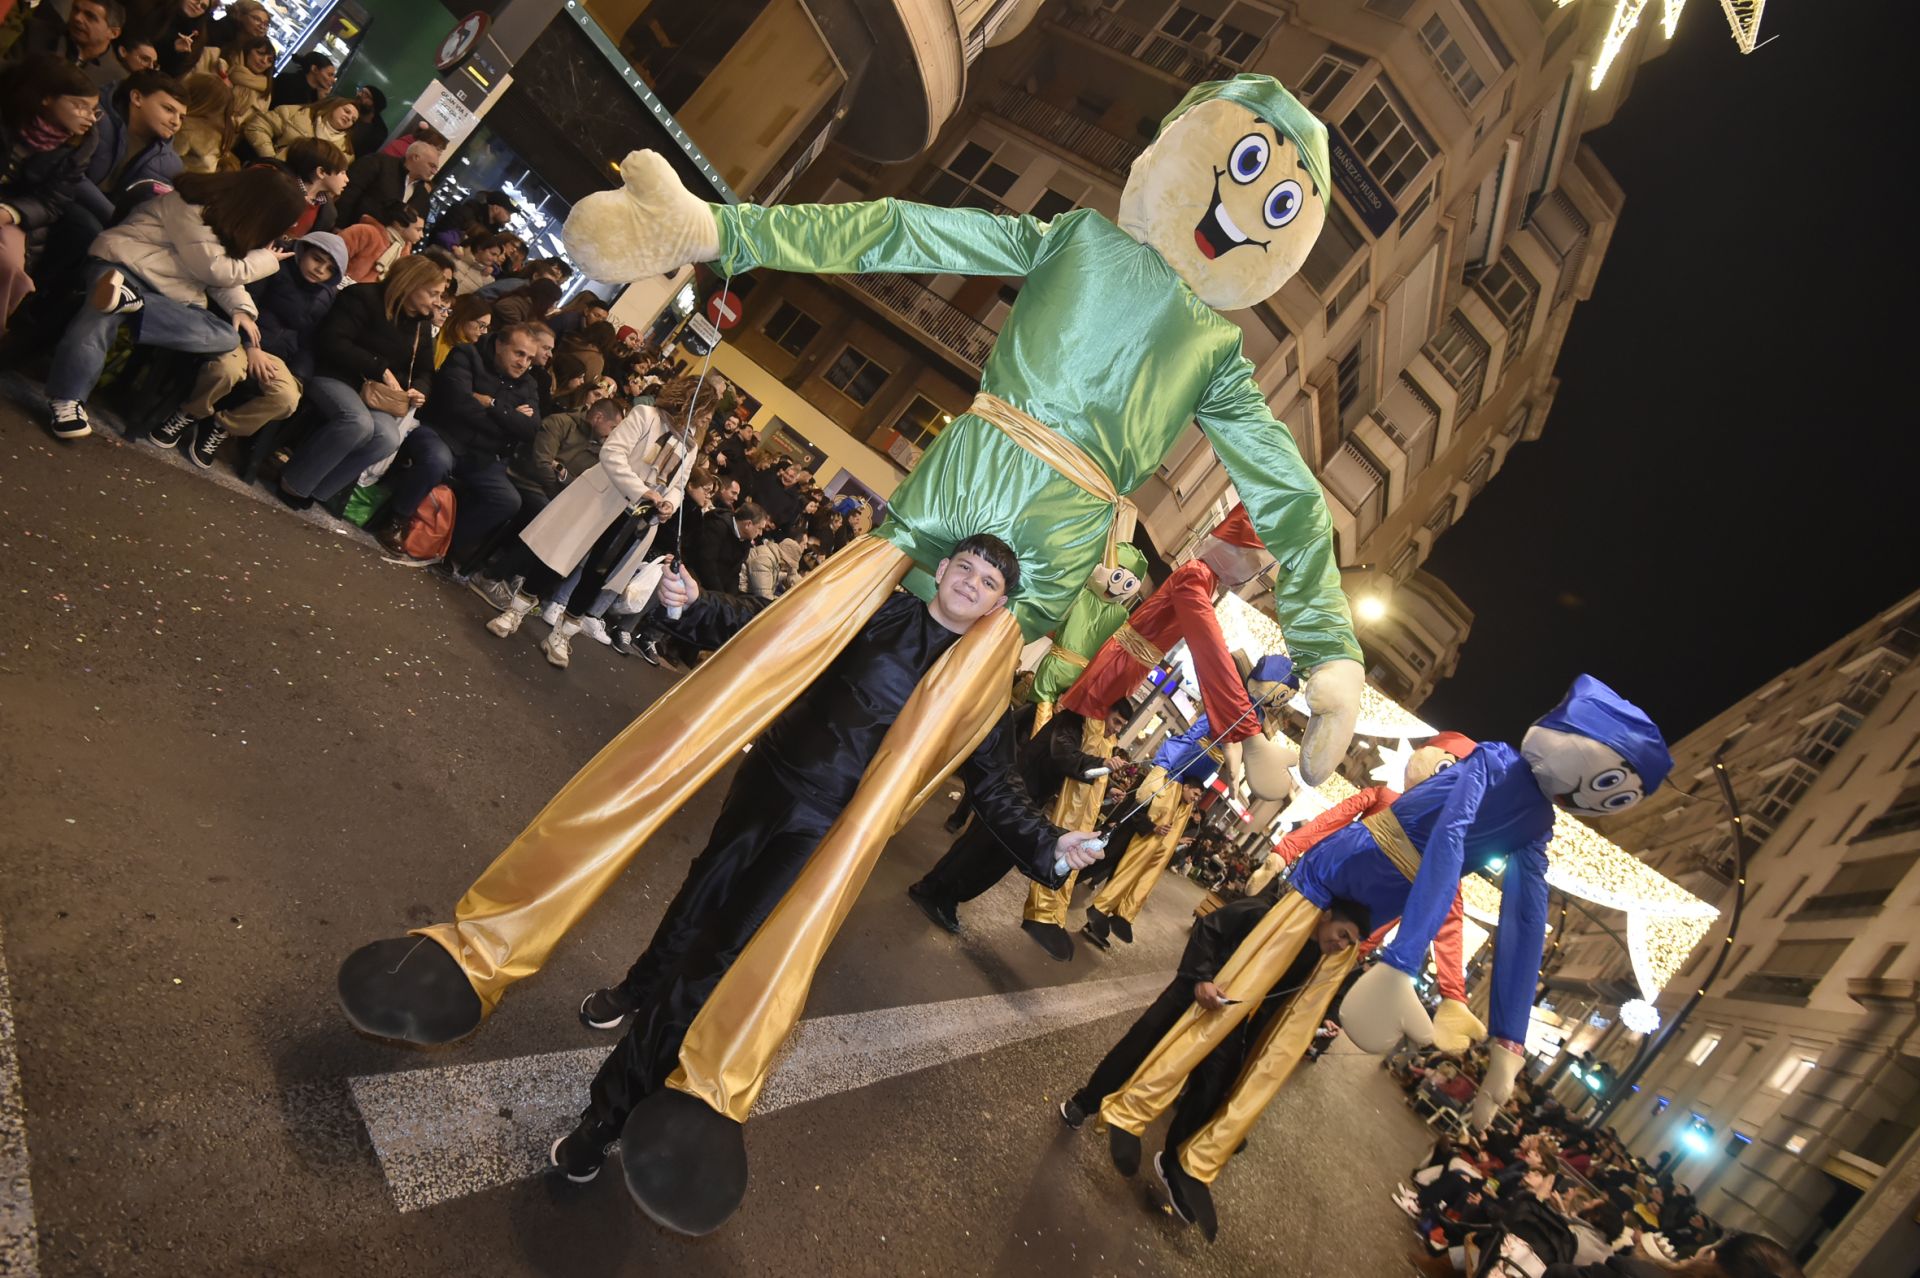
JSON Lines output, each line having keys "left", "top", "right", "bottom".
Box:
{"left": 1540, "top": 593, "right": 1920, "bottom": 1271}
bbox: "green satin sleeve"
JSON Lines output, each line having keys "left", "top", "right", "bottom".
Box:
{"left": 1194, "top": 351, "right": 1362, "bottom": 672}
{"left": 709, "top": 199, "right": 1049, "bottom": 279}
{"left": 1029, "top": 592, "right": 1130, "bottom": 704}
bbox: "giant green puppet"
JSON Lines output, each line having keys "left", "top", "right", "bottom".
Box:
{"left": 337, "top": 75, "right": 1367, "bottom": 1233}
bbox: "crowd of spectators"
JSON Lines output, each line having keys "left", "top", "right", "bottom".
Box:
{"left": 0, "top": 2, "right": 873, "bottom": 674}
{"left": 1384, "top": 1045, "right": 1800, "bottom": 1277}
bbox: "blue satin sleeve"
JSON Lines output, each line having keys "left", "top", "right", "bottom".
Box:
{"left": 1379, "top": 752, "right": 1490, "bottom": 976}
{"left": 1487, "top": 833, "right": 1552, "bottom": 1044}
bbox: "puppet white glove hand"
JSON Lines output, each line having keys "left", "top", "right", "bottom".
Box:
{"left": 1338, "top": 963, "right": 1434, "bottom": 1054}
{"left": 1239, "top": 730, "right": 1297, "bottom": 802}
{"left": 1432, "top": 998, "right": 1489, "bottom": 1054}
{"left": 1221, "top": 738, "right": 1248, "bottom": 796}
{"left": 1470, "top": 1040, "right": 1524, "bottom": 1132}
{"left": 562, "top": 150, "right": 721, "bottom": 284}
{"left": 1299, "top": 658, "right": 1363, "bottom": 786}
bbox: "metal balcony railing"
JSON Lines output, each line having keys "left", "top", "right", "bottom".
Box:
{"left": 988, "top": 86, "right": 1145, "bottom": 178}
{"left": 1788, "top": 890, "right": 1890, "bottom": 922}
{"left": 1049, "top": 7, "right": 1237, "bottom": 85}
{"left": 837, "top": 273, "right": 998, "bottom": 372}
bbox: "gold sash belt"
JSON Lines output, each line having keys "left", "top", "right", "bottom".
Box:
{"left": 1362, "top": 810, "right": 1421, "bottom": 884}
{"left": 969, "top": 392, "right": 1119, "bottom": 563}
{"left": 1046, "top": 644, "right": 1089, "bottom": 670}
{"left": 1114, "top": 622, "right": 1165, "bottom": 668}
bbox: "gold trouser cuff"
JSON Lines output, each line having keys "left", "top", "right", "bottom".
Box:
{"left": 1099, "top": 890, "right": 1323, "bottom": 1135}
{"left": 1113, "top": 622, "right": 1165, "bottom": 668}
{"left": 667, "top": 606, "right": 1024, "bottom": 1121}
{"left": 412, "top": 535, "right": 913, "bottom": 1010}
{"left": 1177, "top": 943, "right": 1359, "bottom": 1181}
{"left": 969, "top": 392, "right": 1120, "bottom": 565}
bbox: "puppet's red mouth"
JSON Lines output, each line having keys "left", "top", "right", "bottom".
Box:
{"left": 1194, "top": 169, "right": 1267, "bottom": 261}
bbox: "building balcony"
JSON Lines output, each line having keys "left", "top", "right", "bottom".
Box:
{"left": 1788, "top": 890, "right": 1889, "bottom": 923}
{"left": 987, "top": 86, "right": 1145, "bottom": 179}
{"left": 836, "top": 272, "right": 998, "bottom": 373}
{"left": 1047, "top": 6, "right": 1236, "bottom": 88}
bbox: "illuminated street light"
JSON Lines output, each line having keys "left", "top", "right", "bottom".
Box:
{"left": 1355, "top": 594, "right": 1388, "bottom": 623}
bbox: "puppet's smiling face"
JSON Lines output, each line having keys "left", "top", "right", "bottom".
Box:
{"left": 1118, "top": 98, "right": 1326, "bottom": 310}
{"left": 1521, "top": 726, "right": 1647, "bottom": 816}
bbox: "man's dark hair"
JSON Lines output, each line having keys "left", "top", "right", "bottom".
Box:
{"left": 377, "top": 200, "right": 423, "bottom": 229}
{"left": 495, "top": 322, "right": 548, "bottom": 349}
{"left": 1325, "top": 896, "right": 1372, "bottom": 935}
{"left": 114, "top": 35, "right": 156, "bottom": 58}
{"left": 74, "top": 0, "right": 126, "bottom": 27}
{"left": 299, "top": 51, "right": 335, "bottom": 72}
{"left": 1713, "top": 1234, "right": 1803, "bottom": 1278}
{"left": 356, "top": 83, "right": 387, "bottom": 113}
{"left": 585, "top": 397, "right": 623, "bottom": 420}
{"left": 112, "top": 68, "right": 186, "bottom": 118}
{"left": 735, "top": 499, "right": 769, "bottom": 526}
{"left": 949, "top": 533, "right": 1020, "bottom": 598}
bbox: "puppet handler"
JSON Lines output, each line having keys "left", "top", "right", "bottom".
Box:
{"left": 1072, "top": 677, "right": 1670, "bottom": 1239}
{"left": 338, "top": 74, "right": 1369, "bottom": 1232}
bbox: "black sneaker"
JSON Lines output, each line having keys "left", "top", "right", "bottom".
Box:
{"left": 610, "top": 629, "right": 637, "bottom": 658}
{"left": 1109, "top": 915, "right": 1134, "bottom": 945}
{"left": 47, "top": 398, "right": 90, "bottom": 440}
{"left": 187, "top": 419, "right": 227, "bottom": 469}
{"left": 906, "top": 882, "right": 960, "bottom": 934}
{"left": 1020, "top": 919, "right": 1074, "bottom": 962}
{"left": 635, "top": 633, "right": 663, "bottom": 667}
{"left": 549, "top": 1118, "right": 616, "bottom": 1184}
{"left": 1155, "top": 1152, "right": 1216, "bottom": 1240}
{"left": 1109, "top": 1125, "right": 1142, "bottom": 1176}
{"left": 578, "top": 987, "right": 637, "bottom": 1031}
{"left": 1058, "top": 1097, "right": 1087, "bottom": 1130}
{"left": 274, "top": 481, "right": 314, "bottom": 512}
{"left": 150, "top": 409, "right": 194, "bottom": 448}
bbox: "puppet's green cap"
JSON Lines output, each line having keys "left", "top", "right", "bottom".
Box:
{"left": 1116, "top": 543, "right": 1147, "bottom": 576}
{"left": 1158, "top": 74, "right": 1331, "bottom": 206}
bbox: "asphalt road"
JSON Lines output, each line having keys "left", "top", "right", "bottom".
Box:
{"left": 0, "top": 403, "right": 1439, "bottom": 1277}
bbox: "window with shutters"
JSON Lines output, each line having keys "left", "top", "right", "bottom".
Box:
{"left": 1424, "top": 313, "right": 1490, "bottom": 414}
{"left": 1322, "top": 441, "right": 1387, "bottom": 540}
{"left": 1475, "top": 251, "right": 1538, "bottom": 355}
{"left": 1339, "top": 79, "right": 1436, "bottom": 200}
{"left": 1530, "top": 191, "right": 1590, "bottom": 303}
{"left": 1791, "top": 851, "right": 1920, "bottom": 921}
{"left": 1731, "top": 938, "right": 1849, "bottom": 1004}
{"left": 1375, "top": 375, "right": 1439, "bottom": 477}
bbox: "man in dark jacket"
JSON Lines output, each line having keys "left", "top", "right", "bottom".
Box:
{"left": 334, "top": 138, "right": 438, "bottom": 225}
{"left": 383, "top": 322, "right": 545, "bottom": 567}
{"left": 686, "top": 497, "right": 769, "bottom": 596}
{"left": 269, "top": 51, "right": 333, "bottom": 108}
{"left": 1057, "top": 885, "right": 1369, "bottom": 1240}
{"left": 909, "top": 703, "right": 1130, "bottom": 934}
{"left": 344, "top": 83, "right": 387, "bottom": 156}
{"left": 74, "top": 68, "right": 182, "bottom": 224}
{"left": 10, "top": 0, "right": 125, "bottom": 92}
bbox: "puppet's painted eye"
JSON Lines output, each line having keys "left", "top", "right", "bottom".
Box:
{"left": 1264, "top": 179, "right": 1303, "bottom": 227}
{"left": 1433, "top": 757, "right": 1456, "bottom": 772}
{"left": 1228, "top": 133, "right": 1269, "bottom": 184}
{"left": 1590, "top": 768, "right": 1628, "bottom": 791}
{"left": 1602, "top": 788, "right": 1643, "bottom": 811}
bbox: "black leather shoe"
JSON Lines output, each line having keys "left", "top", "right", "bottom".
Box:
{"left": 336, "top": 936, "right": 484, "bottom": 1045}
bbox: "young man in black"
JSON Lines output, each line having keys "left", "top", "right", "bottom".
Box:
{"left": 1057, "top": 883, "right": 1370, "bottom": 1240}
{"left": 551, "top": 534, "right": 1105, "bottom": 1183}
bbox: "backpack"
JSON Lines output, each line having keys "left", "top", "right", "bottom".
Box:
{"left": 402, "top": 485, "right": 456, "bottom": 560}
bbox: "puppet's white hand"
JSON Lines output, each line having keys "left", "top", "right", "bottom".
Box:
{"left": 1338, "top": 963, "right": 1434, "bottom": 1054}
{"left": 1221, "top": 738, "right": 1247, "bottom": 797}
{"left": 1299, "top": 658, "right": 1363, "bottom": 786}
{"left": 562, "top": 150, "right": 721, "bottom": 283}
{"left": 1470, "top": 1041, "right": 1524, "bottom": 1132}
{"left": 1432, "top": 998, "right": 1488, "bottom": 1054}
{"left": 1240, "top": 730, "right": 1297, "bottom": 802}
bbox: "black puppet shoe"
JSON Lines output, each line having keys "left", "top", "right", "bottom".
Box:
{"left": 620, "top": 1088, "right": 749, "bottom": 1236}
{"left": 1020, "top": 920, "right": 1074, "bottom": 962}
{"left": 1109, "top": 915, "right": 1135, "bottom": 944}
{"left": 549, "top": 1116, "right": 619, "bottom": 1183}
{"left": 1109, "top": 1125, "right": 1143, "bottom": 1177}
{"left": 335, "top": 935, "right": 484, "bottom": 1045}
{"left": 1081, "top": 907, "right": 1112, "bottom": 949}
{"left": 1155, "top": 1151, "right": 1218, "bottom": 1240}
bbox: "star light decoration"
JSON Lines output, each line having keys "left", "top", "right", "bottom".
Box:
{"left": 1372, "top": 738, "right": 1418, "bottom": 792}
{"left": 1584, "top": 0, "right": 1770, "bottom": 92}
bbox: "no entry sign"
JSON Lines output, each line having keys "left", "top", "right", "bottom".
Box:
{"left": 705, "top": 290, "right": 744, "bottom": 330}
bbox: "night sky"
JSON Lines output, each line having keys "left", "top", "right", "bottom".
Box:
{"left": 1417, "top": 1, "right": 1908, "bottom": 746}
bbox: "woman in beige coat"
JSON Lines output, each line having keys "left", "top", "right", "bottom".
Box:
{"left": 172, "top": 73, "right": 236, "bottom": 173}
{"left": 243, "top": 96, "right": 358, "bottom": 162}
{"left": 485, "top": 375, "right": 720, "bottom": 668}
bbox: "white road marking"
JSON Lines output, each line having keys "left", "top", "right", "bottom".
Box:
{"left": 0, "top": 920, "right": 42, "bottom": 1278}
{"left": 348, "top": 971, "right": 1167, "bottom": 1213}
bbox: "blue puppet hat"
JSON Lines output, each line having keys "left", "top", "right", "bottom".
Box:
{"left": 1534, "top": 675, "right": 1673, "bottom": 792}
{"left": 1247, "top": 653, "right": 1299, "bottom": 690}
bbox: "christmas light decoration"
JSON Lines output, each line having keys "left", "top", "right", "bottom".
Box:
{"left": 1371, "top": 738, "right": 1417, "bottom": 791}
{"left": 1621, "top": 998, "right": 1662, "bottom": 1034}
{"left": 1661, "top": 0, "right": 1686, "bottom": 39}
{"left": 1590, "top": 0, "right": 1650, "bottom": 90}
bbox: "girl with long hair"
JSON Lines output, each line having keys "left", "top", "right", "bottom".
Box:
{"left": 42, "top": 165, "right": 307, "bottom": 440}
{"left": 243, "top": 93, "right": 357, "bottom": 162}
{"left": 170, "top": 71, "right": 235, "bottom": 173}
{"left": 0, "top": 58, "right": 101, "bottom": 336}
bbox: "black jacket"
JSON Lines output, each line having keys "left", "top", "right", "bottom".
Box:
{"left": 664, "top": 589, "right": 1063, "bottom": 878}
{"left": 688, "top": 506, "right": 754, "bottom": 595}
{"left": 246, "top": 257, "right": 338, "bottom": 380}
{"left": 269, "top": 67, "right": 319, "bottom": 108}
{"left": 335, "top": 151, "right": 431, "bottom": 225}
{"left": 313, "top": 282, "right": 436, "bottom": 392}
{"left": 0, "top": 117, "right": 98, "bottom": 260}
{"left": 421, "top": 333, "right": 542, "bottom": 459}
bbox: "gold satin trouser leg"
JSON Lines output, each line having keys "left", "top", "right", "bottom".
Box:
{"left": 1024, "top": 875, "right": 1075, "bottom": 925}
{"left": 1089, "top": 827, "right": 1179, "bottom": 922}
{"left": 1176, "top": 943, "right": 1358, "bottom": 1183}
{"left": 1098, "top": 890, "right": 1321, "bottom": 1135}
{"left": 665, "top": 608, "right": 1024, "bottom": 1122}
{"left": 412, "top": 536, "right": 913, "bottom": 1011}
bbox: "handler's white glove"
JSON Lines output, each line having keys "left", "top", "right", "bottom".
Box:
{"left": 1299, "top": 658, "right": 1363, "bottom": 786}
{"left": 562, "top": 150, "right": 722, "bottom": 284}
{"left": 1470, "top": 1040, "right": 1524, "bottom": 1132}
{"left": 1338, "top": 963, "right": 1434, "bottom": 1054}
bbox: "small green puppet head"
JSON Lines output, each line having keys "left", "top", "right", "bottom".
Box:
{"left": 1089, "top": 543, "right": 1149, "bottom": 604}
{"left": 1118, "top": 74, "right": 1330, "bottom": 311}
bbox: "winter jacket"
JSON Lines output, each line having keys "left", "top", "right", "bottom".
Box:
{"left": 336, "top": 215, "right": 404, "bottom": 284}
{"left": 245, "top": 238, "right": 346, "bottom": 380}
{"left": 0, "top": 116, "right": 99, "bottom": 261}
{"left": 90, "top": 191, "right": 278, "bottom": 315}
{"left": 516, "top": 411, "right": 604, "bottom": 497}
{"left": 688, "top": 506, "right": 755, "bottom": 595}
{"left": 226, "top": 63, "right": 271, "bottom": 156}
{"left": 744, "top": 537, "right": 802, "bottom": 601}
{"left": 520, "top": 406, "right": 685, "bottom": 575}
{"left": 268, "top": 67, "right": 320, "bottom": 109}
{"left": 312, "top": 281, "right": 436, "bottom": 391}
{"left": 242, "top": 103, "right": 351, "bottom": 162}
{"left": 420, "top": 332, "right": 542, "bottom": 459}
{"left": 77, "top": 104, "right": 183, "bottom": 223}
{"left": 334, "top": 151, "right": 430, "bottom": 225}
{"left": 171, "top": 115, "right": 232, "bottom": 174}
{"left": 448, "top": 246, "right": 492, "bottom": 296}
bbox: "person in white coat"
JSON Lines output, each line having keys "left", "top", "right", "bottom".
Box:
{"left": 42, "top": 166, "right": 310, "bottom": 440}
{"left": 486, "top": 373, "right": 720, "bottom": 669}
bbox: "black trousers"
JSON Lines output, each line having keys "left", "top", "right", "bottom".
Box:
{"left": 587, "top": 758, "right": 832, "bottom": 1127}
{"left": 914, "top": 819, "right": 1016, "bottom": 906}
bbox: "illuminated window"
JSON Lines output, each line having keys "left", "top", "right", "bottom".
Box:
{"left": 1784, "top": 1132, "right": 1809, "bottom": 1155}
{"left": 1767, "top": 1055, "right": 1818, "bottom": 1096}
{"left": 891, "top": 396, "right": 946, "bottom": 452}
{"left": 1684, "top": 1032, "right": 1721, "bottom": 1066}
